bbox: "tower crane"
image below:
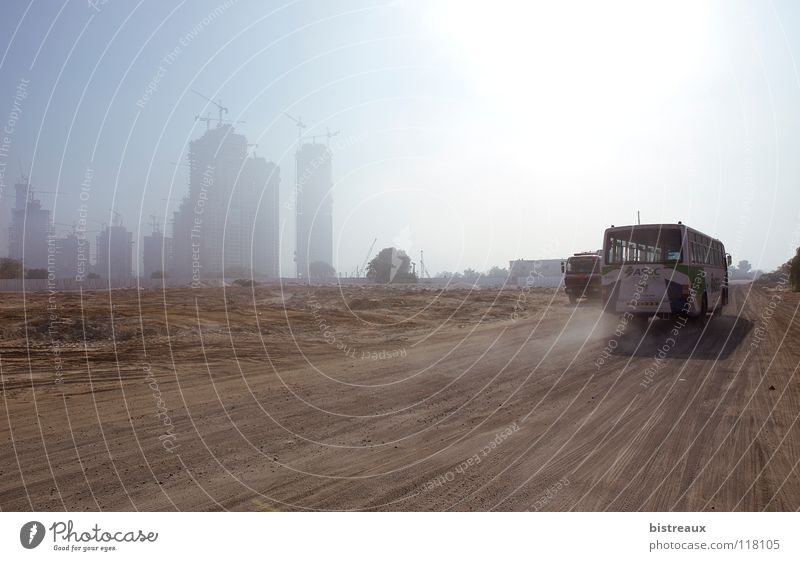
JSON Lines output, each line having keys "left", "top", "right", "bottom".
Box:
{"left": 28, "top": 185, "right": 72, "bottom": 201}
{"left": 53, "top": 221, "right": 100, "bottom": 236}
{"left": 419, "top": 250, "right": 430, "bottom": 279}
{"left": 149, "top": 215, "right": 162, "bottom": 234}
{"left": 194, "top": 113, "right": 245, "bottom": 132}
{"left": 309, "top": 127, "right": 340, "bottom": 146}
{"left": 53, "top": 221, "right": 77, "bottom": 235}
{"left": 109, "top": 209, "right": 123, "bottom": 227}
{"left": 325, "top": 127, "right": 340, "bottom": 146}
{"left": 191, "top": 89, "right": 229, "bottom": 127}
{"left": 284, "top": 112, "right": 306, "bottom": 146}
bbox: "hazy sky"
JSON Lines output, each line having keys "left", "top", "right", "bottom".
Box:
{"left": 1, "top": 0, "right": 799, "bottom": 275}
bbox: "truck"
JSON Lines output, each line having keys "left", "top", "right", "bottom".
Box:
{"left": 561, "top": 251, "right": 603, "bottom": 304}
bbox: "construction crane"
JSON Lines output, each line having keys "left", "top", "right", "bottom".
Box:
{"left": 359, "top": 237, "right": 377, "bottom": 278}
{"left": 109, "top": 209, "right": 123, "bottom": 227}
{"left": 52, "top": 221, "right": 73, "bottom": 236}
{"left": 419, "top": 250, "right": 430, "bottom": 279}
{"left": 326, "top": 127, "right": 340, "bottom": 146}
{"left": 53, "top": 221, "right": 100, "bottom": 235}
{"left": 191, "top": 89, "right": 229, "bottom": 127}
{"left": 309, "top": 127, "right": 340, "bottom": 146}
{"left": 86, "top": 217, "right": 109, "bottom": 230}
{"left": 194, "top": 113, "right": 245, "bottom": 132}
{"left": 284, "top": 112, "right": 306, "bottom": 146}
{"left": 149, "top": 215, "right": 162, "bottom": 234}
{"left": 17, "top": 189, "right": 72, "bottom": 205}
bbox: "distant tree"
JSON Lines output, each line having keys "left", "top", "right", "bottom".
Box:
{"left": 487, "top": 266, "right": 509, "bottom": 277}
{"left": 462, "top": 268, "right": 480, "bottom": 279}
{"left": 790, "top": 247, "right": 800, "bottom": 291}
{"left": 366, "top": 247, "right": 417, "bottom": 284}
{"left": 757, "top": 256, "right": 792, "bottom": 287}
{"left": 308, "top": 261, "right": 336, "bottom": 279}
{"left": 0, "top": 258, "right": 23, "bottom": 279}
{"left": 730, "top": 259, "right": 756, "bottom": 280}
{"left": 150, "top": 270, "right": 168, "bottom": 279}
{"left": 25, "top": 268, "right": 48, "bottom": 279}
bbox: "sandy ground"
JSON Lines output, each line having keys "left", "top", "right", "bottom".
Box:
{"left": 0, "top": 281, "right": 798, "bottom": 511}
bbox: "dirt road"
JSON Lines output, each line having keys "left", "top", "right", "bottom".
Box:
{"left": 1, "top": 282, "right": 798, "bottom": 511}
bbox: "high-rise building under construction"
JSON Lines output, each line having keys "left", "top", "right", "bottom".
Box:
{"left": 142, "top": 225, "right": 172, "bottom": 279}
{"left": 8, "top": 179, "right": 51, "bottom": 269}
{"left": 96, "top": 222, "right": 133, "bottom": 280}
{"left": 243, "top": 156, "right": 280, "bottom": 278}
{"left": 171, "top": 124, "right": 280, "bottom": 280}
{"left": 295, "top": 142, "right": 333, "bottom": 279}
{"left": 53, "top": 232, "right": 90, "bottom": 280}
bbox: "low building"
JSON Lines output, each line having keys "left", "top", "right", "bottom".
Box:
{"left": 509, "top": 258, "right": 564, "bottom": 287}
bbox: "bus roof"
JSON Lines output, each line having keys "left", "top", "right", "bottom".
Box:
{"left": 603, "top": 223, "right": 723, "bottom": 244}
{"left": 571, "top": 251, "right": 601, "bottom": 257}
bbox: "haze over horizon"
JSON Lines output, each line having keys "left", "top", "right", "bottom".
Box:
{"left": 1, "top": 0, "right": 800, "bottom": 276}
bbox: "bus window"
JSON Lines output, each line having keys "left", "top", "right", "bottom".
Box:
{"left": 700, "top": 236, "right": 709, "bottom": 264}
{"left": 605, "top": 227, "right": 683, "bottom": 264}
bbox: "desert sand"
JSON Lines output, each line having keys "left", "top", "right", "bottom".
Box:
{"left": 1, "top": 282, "right": 798, "bottom": 511}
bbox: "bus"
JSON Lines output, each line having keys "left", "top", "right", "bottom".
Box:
{"left": 601, "top": 223, "right": 731, "bottom": 321}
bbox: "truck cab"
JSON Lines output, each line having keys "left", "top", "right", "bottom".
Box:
{"left": 561, "top": 251, "right": 603, "bottom": 304}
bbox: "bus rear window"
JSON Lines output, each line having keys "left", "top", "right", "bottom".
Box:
{"left": 605, "top": 227, "right": 683, "bottom": 264}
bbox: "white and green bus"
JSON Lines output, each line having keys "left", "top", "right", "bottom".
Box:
{"left": 601, "top": 223, "right": 731, "bottom": 320}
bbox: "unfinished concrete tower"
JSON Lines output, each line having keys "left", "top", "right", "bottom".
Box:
{"left": 295, "top": 142, "right": 333, "bottom": 279}
{"left": 8, "top": 178, "right": 52, "bottom": 269}
{"left": 171, "top": 124, "right": 280, "bottom": 281}
{"left": 96, "top": 215, "right": 133, "bottom": 280}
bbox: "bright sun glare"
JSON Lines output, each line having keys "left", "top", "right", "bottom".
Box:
{"left": 429, "top": 1, "right": 709, "bottom": 167}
